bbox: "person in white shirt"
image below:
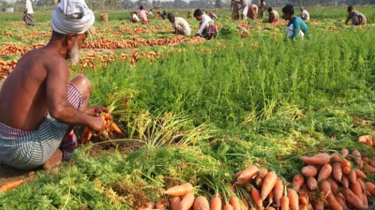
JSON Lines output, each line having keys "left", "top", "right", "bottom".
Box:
{"left": 193, "top": 9, "right": 217, "bottom": 40}
{"left": 131, "top": 11, "right": 139, "bottom": 23}
{"left": 167, "top": 13, "right": 191, "bottom": 36}
{"left": 149, "top": 9, "right": 153, "bottom": 16}
{"left": 23, "top": 0, "right": 34, "bottom": 26}
{"left": 268, "top": 7, "right": 279, "bottom": 23}
{"left": 300, "top": 7, "right": 310, "bottom": 21}
{"left": 239, "top": 0, "right": 248, "bottom": 20}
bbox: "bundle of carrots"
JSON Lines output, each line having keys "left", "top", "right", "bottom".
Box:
{"left": 80, "top": 113, "right": 123, "bottom": 144}
{"left": 0, "top": 60, "right": 17, "bottom": 80}
{"left": 289, "top": 149, "right": 375, "bottom": 210}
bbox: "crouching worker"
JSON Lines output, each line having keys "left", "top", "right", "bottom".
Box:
{"left": 0, "top": 0, "right": 108, "bottom": 170}
{"left": 167, "top": 13, "right": 191, "bottom": 36}
{"left": 282, "top": 4, "right": 308, "bottom": 39}
{"left": 194, "top": 9, "right": 217, "bottom": 40}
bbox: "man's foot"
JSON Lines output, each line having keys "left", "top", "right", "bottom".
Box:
{"left": 42, "top": 149, "right": 63, "bottom": 170}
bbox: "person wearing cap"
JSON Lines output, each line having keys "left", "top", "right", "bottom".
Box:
{"left": 139, "top": 5, "right": 149, "bottom": 24}
{"left": 300, "top": 7, "right": 310, "bottom": 21}
{"left": 267, "top": 7, "right": 279, "bottom": 23}
{"left": 194, "top": 9, "right": 217, "bottom": 40}
{"left": 167, "top": 13, "right": 191, "bottom": 36}
{"left": 23, "top": 0, "right": 34, "bottom": 26}
{"left": 282, "top": 4, "right": 308, "bottom": 39}
{"left": 345, "top": 6, "right": 367, "bottom": 26}
{"left": 0, "top": 0, "right": 108, "bottom": 170}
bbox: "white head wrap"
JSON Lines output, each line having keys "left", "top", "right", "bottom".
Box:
{"left": 51, "top": 0, "right": 95, "bottom": 35}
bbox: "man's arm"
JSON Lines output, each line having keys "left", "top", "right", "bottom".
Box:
{"left": 358, "top": 14, "right": 364, "bottom": 24}
{"left": 345, "top": 17, "right": 350, "bottom": 25}
{"left": 46, "top": 58, "right": 103, "bottom": 131}
{"left": 291, "top": 20, "right": 301, "bottom": 39}
{"left": 197, "top": 17, "right": 210, "bottom": 35}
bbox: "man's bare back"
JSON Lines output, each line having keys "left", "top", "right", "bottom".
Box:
{"left": 0, "top": 48, "right": 67, "bottom": 131}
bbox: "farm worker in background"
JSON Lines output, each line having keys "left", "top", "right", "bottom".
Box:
{"left": 161, "top": 11, "right": 167, "bottom": 19}
{"left": 282, "top": 4, "right": 308, "bottom": 39}
{"left": 149, "top": 9, "right": 153, "bottom": 17}
{"left": 345, "top": 6, "right": 367, "bottom": 26}
{"left": 247, "top": 4, "right": 258, "bottom": 20}
{"left": 194, "top": 9, "right": 218, "bottom": 40}
{"left": 0, "top": 0, "right": 108, "bottom": 170}
{"left": 258, "top": 0, "right": 266, "bottom": 18}
{"left": 24, "top": 0, "right": 34, "bottom": 26}
{"left": 230, "top": 0, "right": 239, "bottom": 20}
{"left": 268, "top": 7, "right": 279, "bottom": 23}
{"left": 139, "top": 5, "right": 149, "bottom": 24}
{"left": 131, "top": 11, "right": 140, "bottom": 23}
{"left": 187, "top": 11, "right": 193, "bottom": 19}
{"left": 300, "top": 7, "right": 310, "bottom": 21}
{"left": 209, "top": 11, "right": 218, "bottom": 20}
{"left": 239, "top": 0, "right": 249, "bottom": 20}
{"left": 167, "top": 13, "right": 191, "bottom": 36}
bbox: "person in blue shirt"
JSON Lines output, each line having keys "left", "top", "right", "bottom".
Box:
{"left": 282, "top": 4, "right": 308, "bottom": 39}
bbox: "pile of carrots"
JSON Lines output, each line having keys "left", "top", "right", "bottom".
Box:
{"left": 0, "top": 60, "right": 17, "bottom": 80}
{"left": 0, "top": 43, "right": 45, "bottom": 57}
{"left": 81, "top": 113, "right": 123, "bottom": 144}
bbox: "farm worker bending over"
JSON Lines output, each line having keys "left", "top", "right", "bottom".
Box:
{"left": 239, "top": 0, "right": 249, "bottom": 20}
{"left": 248, "top": 4, "right": 258, "bottom": 20}
{"left": 268, "top": 7, "right": 279, "bottom": 23}
{"left": 139, "top": 5, "right": 149, "bottom": 24}
{"left": 194, "top": 9, "right": 218, "bottom": 40}
{"left": 0, "top": 0, "right": 108, "bottom": 170}
{"left": 345, "top": 6, "right": 367, "bottom": 26}
{"left": 300, "top": 7, "right": 310, "bottom": 21}
{"left": 258, "top": 0, "right": 266, "bottom": 18}
{"left": 282, "top": 4, "right": 308, "bottom": 39}
{"left": 23, "top": 0, "right": 34, "bottom": 26}
{"left": 167, "top": 13, "right": 191, "bottom": 36}
{"left": 131, "top": 11, "right": 140, "bottom": 23}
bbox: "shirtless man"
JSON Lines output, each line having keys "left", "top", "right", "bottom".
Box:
{"left": 345, "top": 5, "right": 367, "bottom": 26}
{"left": 0, "top": 0, "right": 108, "bottom": 170}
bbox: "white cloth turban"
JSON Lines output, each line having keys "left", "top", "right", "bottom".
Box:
{"left": 51, "top": 0, "right": 95, "bottom": 35}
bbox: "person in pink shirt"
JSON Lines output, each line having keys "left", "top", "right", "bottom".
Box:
{"left": 139, "top": 5, "right": 149, "bottom": 24}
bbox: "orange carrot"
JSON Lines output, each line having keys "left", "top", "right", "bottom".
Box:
{"left": 307, "top": 177, "right": 317, "bottom": 191}
{"left": 249, "top": 208, "right": 256, "bottom": 210}
{"left": 165, "top": 183, "right": 193, "bottom": 197}
{"left": 104, "top": 113, "right": 112, "bottom": 120}
{"left": 333, "top": 162, "right": 343, "bottom": 182}
{"left": 336, "top": 193, "right": 349, "bottom": 210}
{"left": 298, "top": 192, "right": 309, "bottom": 205}
{"left": 210, "top": 195, "right": 222, "bottom": 210}
{"left": 273, "top": 179, "right": 284, "bottom": 207}
{"left": 343, "top": 188, "right": 368, "bottom": 210}
{"left": 238, "top": 165, "right": 259, "bottom": 181}
{"left": 235, "top": 177, "right": 248, "bottom": 185}
{"left": 362, "top": 157, "right": 370, "bottom": 163}
{"left": 358, "top": 135, "right": 373, "bottom": 146}
{"left": 170, "top": 197, "right": 181, "bottom": 210}
{"left": 341, "top": 149, "right": 349, "bottom": 158}
{"left": 143, "top": 202, "right": 155, "bottom": 209}
{"left": 351, "top": 181, "right": 362, "bottom": 198}
{"left": 179, "top": 192, "right": 195, "bottom": 210}
{"left": 355, "top": 169, "right": 366, "bottom": 179}
{"left": 292, "top": 174, "right": 304, "bottom": 191}
{"left": 326, "top": 193, "right": 343, "bottom": 210}
{"left": 341, "top": 176, "right": 349, "bottom": 188}
{"left": 0, "top": 179, "right": 24, "bottom": 193}
{"left": 193, "top": 196, "right": 209, "bottom": 210}
{"left": 251, "top": 188, "right": 263, "bottom": 210}
{"left": 229, "top": 197, "right": 241, "bottom": 210}
{"left": 327, "top": 178, "right": 338, "bottom": 195}
{"left": 313, "top": 201, "right": 324, "bottom": 210}
{"left": 301, "top": 165, "right": 318, "bottom": 177}
{"left": 241, "top": 197, "right": 249, "bottom": 210}
{"left": 254, "top": 175, "right": 263, "bottom": 188}
{"left": 111, "top": 122, "right": 123, "bottom": 135}
{"left": 331, "top": 153, "right": 341, "bottom": 163}
{"left": 267, "top": 190, "right": 274, "bottom": 206}
{"left": 348, "top": 170, "right": 357, "bottom": 185}
{"left": 288, "top": 189, "right": 299, "bottom": 210}
{"left": 341, "top": 159, "right": 352, "bottom": 175}
{"left": 280, "top": 196, "right": 289, "bottom": 210}
{"left": 156, "top": 198, "right": 168, "bottom": 209}
{"left": 365, "top": 182, "right": 375, "bottom": 197}
{"left": 261, "top": 171, "right": 278, "bottom": 200}
{"left": 301, "top": 184, "right": 309, "bottom": 192}
{"left": 80, "top": 126, "right": 92, "bottom": 144}
{"left": 266, "top": 207, "right": 276, "bottom": 210}
{"left": 320, "top": 180, "right": 332, "bottom": 194}
{"left": 361, "top": 193, "right": 368, "bottom": 208}
{"left": 317, "top": 164, "right": 332, "bottom": 182}
{"left": 223, "top": 204, "right": 233, "bottom": 210}
{"left": 300, "top": 153, "right": 330, "bottom": 165}
{"left": 363, "top": 164, "right": 375, "bottom": 173}
{"left": 357, "top": 178, "right": 365, "bottom": 192}
{"left": 259, "top": 168, "right": 268, "bottom": 177}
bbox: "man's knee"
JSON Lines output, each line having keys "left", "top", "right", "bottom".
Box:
{"left": 70, "top": 75, "right": 92, "bottom": 98}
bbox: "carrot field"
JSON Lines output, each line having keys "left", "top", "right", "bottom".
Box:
{"left": 1, "top": 6, "right": 375, "bottom": 209}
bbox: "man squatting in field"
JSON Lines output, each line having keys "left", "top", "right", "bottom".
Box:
{"left": 267, "top": 7, "right": 279, "bottom": 23}
{"left": 0, "top": 0, "right": 108, "bottom": 170}
{"left": 282, "top": 4, "right": 308, "bottom": 39}
{"left": 194, "top": 9, "right": 218, "bottom": 40}
{"left": 167, "top": 13, "right": 191, "bottom": 36}
{"left": 345, "top": 5, "right": 367, "bottom": 26}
